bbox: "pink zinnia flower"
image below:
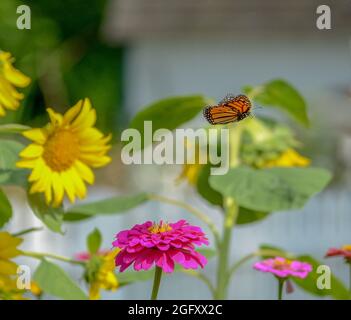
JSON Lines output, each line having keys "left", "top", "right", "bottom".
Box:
{"left": 325, "top": 245, "right": 351, "bottom": 262}
{"left": 112, "top": 220, "right": 209, "bottom": 273}
{"left": 254, "top": 256, "right": 312, "bottom": 279}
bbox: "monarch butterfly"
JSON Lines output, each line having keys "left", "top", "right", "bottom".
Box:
{"left": 203, "top": 94, "right": 252, "bottom": 125}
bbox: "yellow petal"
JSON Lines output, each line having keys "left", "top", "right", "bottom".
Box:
{"left": 23, "top": 129, "right": 47, "bottom": 144}
{"left": 79, "top": 154, "right": 111, "bottom": 168}
{"left": 0, "top": 260, "right": 18, "bottom": 276}
{"left": 16, "top": 159, "right": 37, "bottom": 169}
{"left": 52, "top": 172, "right": 64, "bottom": 207}
{"left": 63, "top": 99, "right": 83, "bottom": 125}
{"left": 72, "top": 98, "right": 96, "bottom": 129}
{"left": 60, "top": 170, "right": 76, "bottom": 203}
{"left": 73, "top": 160, "right": 95, "bottom": 184}
{"left": 3, "top": 63, "right": 31, "bottom": 88}
{"left": 47, "top": 108, "right": 63, "bottom": 126}
{"left": 19, "top": 144, "right": 44, "bottom": 158}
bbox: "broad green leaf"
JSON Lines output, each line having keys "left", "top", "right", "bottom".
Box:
{"left": 28, "top": 193, "right": 64, "bottom": 234}
{"left": 243, "top": 79, "right": 309, "bottom": 126}
{"left": 33, "top": 260, "right": 87, "bottom": 300}
{"left": 64, "top": 193, "right": 149, "bottom": 220}
{"left": 236, "top": 207, "right": 271, "bottom": 225}
{"left": 63, "top": 212, "right": 92, "bottom": 222}
{"left": 210, "top": 167, "right": 331, "bottom": 212}
{"left": 0, "top": 139, "right": 24, "bottom": 170}
{"left": 258, "top": 245, "right": 350, "bottom": 299}
{"left": 129, "top": 95, "right": 209, "bottom": 149}
{"left": 0, "top": 124, "right": 31, "bottom": 134}
{"left": 293, "top": 255, "right": 350, "bottom": 300}
{"left": 0, "top": 188, "right": 12, "bottom": 228}
{"left": 87, "top": 228, "right": 102, "bottom": 254}
{"left": 196, "top": 164, "right": 223, "bottom": 207}
{"left": 197, "top": 165, "right": 272, "bottom": 224}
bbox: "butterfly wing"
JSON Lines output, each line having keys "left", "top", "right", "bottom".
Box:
{"left": 203, "top": 105, "right": 239, "bottom": 125}
{"left": 224, "top": 94, "right": 251, "bottom": 114}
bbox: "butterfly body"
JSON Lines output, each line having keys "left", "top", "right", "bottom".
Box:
{"left": 203, "top": 94, "right": 252, "bottom": 125}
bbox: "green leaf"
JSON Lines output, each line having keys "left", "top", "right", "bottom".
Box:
{"left": 64, "top": 193, "right": 149, "bottom": 221}
{"left": 210, "top": 167, "right": 332, "bottom": 212}
{"left": 0, "top": 188, "right": 12, "bottom": 228}
{"left": 0, "top": 169, "right": 28, "bottom": 188}
{"left": 28, "top": 193, "right": 64, "bottom": 234}
{"left": 243, "top": 79, "right": 309, "bottom": 126}
{"left": 236, "top": 207, "right": 271, "bottom": 225}
{"left": 0, "top": 139, "right": 24, "bottom": 170}
{"left": 0, "top": 124, "right": 31, "bottom": 134}
{"left": 293, "top": 255, "right": 350, "bottom": 300}
{"left": 196, "top": 164, "right": 223, "bottom": 207}
{"left": 87, "top": 228, "right": 102, "bottom": 254}
{"left": 196, "top": 165, "right": 272, "bottom": 225}
{"left": 33, "top": 260, "right": 87, "bottom": 300}
{"left": 129, "top": 95, "right": 209, "bottom": 150}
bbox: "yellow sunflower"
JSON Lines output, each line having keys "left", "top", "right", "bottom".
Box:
{"left": 0, "top": 232, "right": 25, "bottom": 300}
{"left": 0, "top": 51, "right": 31, "bottom": 117}
{"left": 88, "top": 249, "right": 120, "bottom": 300}
{"left": 17, "top": 98, "right": 112, "bottom": 207}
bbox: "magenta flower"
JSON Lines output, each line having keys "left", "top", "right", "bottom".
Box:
{"left": 325, "top": 245, "right": 351, "bottom": 262}
{"left": 254, "top": 256, "right": 312, "bottom": 279}
{"left": 112, "top": 220, "right": 209, "bottom": 273}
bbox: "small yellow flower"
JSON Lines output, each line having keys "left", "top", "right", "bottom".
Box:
{"left": 260, "top": 148, "right": 310, "bottom": 168}
{"left": 0, "top": 51, "right": 31, "bottom": 117}
{"left": 176, "top": 162, "right": 203, "bottom": 186}
{"left": 176, "top": 140, "right": 206, "bottom": 186}
{"left": 88, "top": 249, "right": 120, "bottom": 300}
{"left": 17, "top": 98, "right": 112, "bottom": 206}
{"left": 30, "top": 281, "right": 42, "bottom": 297}
{"left": 0, "top": 232, "right": 24, "bottom": 300}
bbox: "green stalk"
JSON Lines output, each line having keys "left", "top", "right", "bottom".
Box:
{"left": 215, "top": 124, "right": 242, "bottom": 299}
{"left": 349, "top": 263, "right": 351, "bottom": 298}
{"left": 278, "top": 278, "right": 285, "bottom": 300}
{"left": 151, "top": 266, "right": 163, "bottom": 300}
{"left": 215, "top": 197, "right": 238, "bottom": 299}
{"left": 22, "top": 251, "right": 85, "bottom": 266}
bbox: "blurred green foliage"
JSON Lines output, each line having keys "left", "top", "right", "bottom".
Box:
{"left": 0, "top": 0, "right": 123, "bottom": 133}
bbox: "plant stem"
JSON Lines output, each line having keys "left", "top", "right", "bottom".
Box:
{"left": 12, "top": 227, "right": 43, "bottom": 237}
{"left": 349, "top": 263, "right": 351, "bottom": 297}
{"left": 22, "top": 251, "right": 85, "bottom": 266}
{"left": 151, "top": 266, "right": 163, "bottom": 300}
{"left": 149, "top": 194, "right": 220, "bottom": 249}
{"left": 214, "top": 124, "right": 242, "bottom": 299}
{"left": 215, "top": 197, "right": 239, "bottom": 299}
{"left": 278, "top": 278, "right": 285, "bottom": 300}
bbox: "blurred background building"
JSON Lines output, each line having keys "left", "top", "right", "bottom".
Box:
{"left": 3, "top": 0, "right": 351, "bottom": 299}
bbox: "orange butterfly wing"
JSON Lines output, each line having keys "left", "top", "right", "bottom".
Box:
{"left": 204, "top": 94, "right": 251, "bottom": 125}
{"left": 222, "top": 94, "right": 251, "bottom": 114}
{"left": 203, "top": 105, "right": 239, "bottom": 125}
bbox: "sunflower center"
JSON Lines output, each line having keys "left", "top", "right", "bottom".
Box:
{"left": 43, "top": 129, "right": 79, "bottom": 171}
{"left": 148, "top": 222, "right": 172, "bottom": 234}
